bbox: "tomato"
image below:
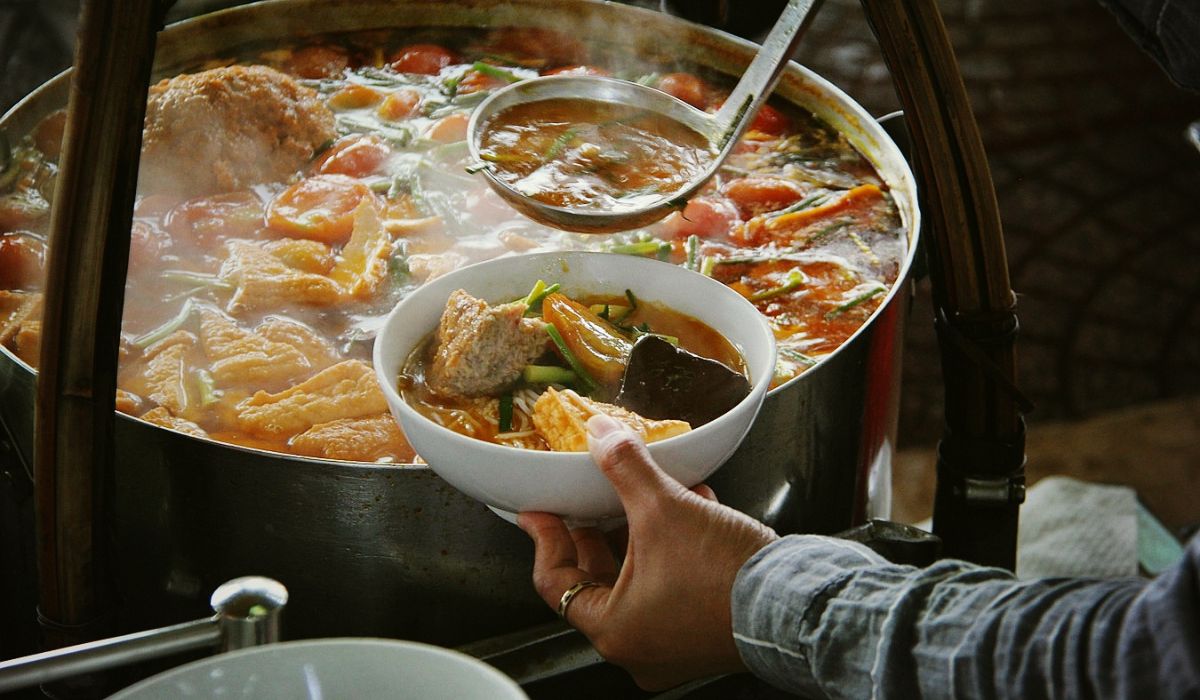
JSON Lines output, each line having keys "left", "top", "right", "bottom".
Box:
{"left": 327, "top": 84, "right": 382, "bottom": 110}
{"left": 724, "top": 177, "right": 806, "bottom": 219}
{"left": 426, "top": 112, "right": 469, "bottom": 143}
{"left": 314, "top": 135, "right": 391, "bottom": 178}
{"left": 657, "top": 73, "right": 708, "bottom": 109}
{"left": 456, "top": 69, "right": 507, "bottom": 95}
{"left": 266, "top": 175, "right": 373, "bottom": 243}
{"left": 484, "top": 28, "right": 584, "bottom": 65}
{"left": 377, "top": 89, "right": 421, "bottom": 121}
{"left": 542, "top": 65, "right": 611, "bottom": 77}
{"left": 749, "top": 103, "right": 789, "bottom": 135}
{"left": 0, "top": 233, "right": 45, "bottom": 290}
{"left": 389, "top": 44, "right": 457, "bottom": 75}
{"left": 283, "top": 44, "right": 350, "bottom": 79}
{"left": 128, "top": 221, "right": 168, "bottom": 268}
{"left": 659, "top": 197, "right": 740, "bottom": 240}
{"left": 166, "top": 191, "right": 266, "bottom": 247}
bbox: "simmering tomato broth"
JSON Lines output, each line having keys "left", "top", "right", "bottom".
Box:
{"left": 0, "top": 27, "right": 905, "bottom": 464}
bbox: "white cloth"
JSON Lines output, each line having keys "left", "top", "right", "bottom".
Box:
{"left": 1016, "top": 476, "right": 1139, "bottom": 579}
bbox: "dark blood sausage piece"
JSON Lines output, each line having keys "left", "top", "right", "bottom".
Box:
{"left": 615, "top": 335, "right": 750, "bottom": 427}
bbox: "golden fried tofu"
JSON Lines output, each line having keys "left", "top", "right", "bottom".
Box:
{"left": 257, "top": 317, "right": 339, "bottom": 371}
{"left": 220, "top": 239, "right": 342, "bottom": 314}
{"left": 262, "top": 238, "right": 334, "bottom": 274}
{"left": 327, "top": 198, "right": 392, "bottom": 300}
{"left": 14, "top": 319, "right": 40, "bottom": 366}
{"left": 198, "top": 307, "right": 313, "bottom": 388}
{"left": 290, "top": 413, "right": 406, "bottom": 462}
{"left": 532, "top": 387, "right": 690, "bottom": 452}
{"left": 0, "top": 290, "right": 42, "bottom": 349}
{"left": 115, "top": 389, "right": 143, "bottom": 415}
{"left": 236, "top": 359, "right": 388, "bottom": 437}
{"left": 140, "top": 406, "right": 208, "bottom": 438}
{"left": 140, "top": 331, "right": 197, "bottom": 415}
{"left": 428, "top": 289, "right": 549, "bottom": 398}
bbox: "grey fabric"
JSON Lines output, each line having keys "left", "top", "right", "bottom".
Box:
{"left": 732, "top": 533, "right": 1200, "bottom": 699}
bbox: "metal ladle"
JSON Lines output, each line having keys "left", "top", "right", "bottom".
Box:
{"left": 467, "top": 0, "right": 822, "bottom": 234}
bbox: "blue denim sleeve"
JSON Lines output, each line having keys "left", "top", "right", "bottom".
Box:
{"left": 731, "top": 534, "right": 1200, "bottom": 699}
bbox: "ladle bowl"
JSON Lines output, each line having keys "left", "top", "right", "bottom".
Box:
{"left": 467, "top": 0, "right": 821, "bottom": 233}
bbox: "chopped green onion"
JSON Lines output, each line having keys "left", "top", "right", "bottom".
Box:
{"left": 160, "top": 270, "right": 232, "bottom": 289}
{"left": 544, "top": 128, "right": 578, "bottom": 160}
{"left": 780, "top": 349, "right": 818, "bottom": 366}
{"left": 132, "top": 300, "right": 195, "bottom": 349}
{"left": 808, "top": 221, "right": 848, "bottom": 245}
{"left": 545, "top": 324, "right": 599, "bottom": 394}
{"left": 769, "top": 192, "right": 829, "bottom": 219}
{"left": 471, "top": 61, "right": 524, "bottom": 84}
{"left": 194, "top": 369, "right": 222, "bottom": 407}
{"left": 607, "top": 240, "right": 671, "bottom": 258}
{"left": 524, "top": 282, "right": 561, "bottom": 314}
{"left": 522, "top": 280, "right": 547, "bottom": 305}
{"left": 498, "top": 393, "right": 514, "bottom": 433}
{"left": 699, "top": 256, "right": 716, "bottom": 277}
{"left": 825, "top": 285, "right": 886, "bottom": 319}
{"left": 464, "top": 161, "right": 493, "bottom": 174}
{"left": 685, "top": 235, "right": 700, "bottom": 271}
{"left": 521, "top": 365, "right": 578, "bottom": 386}
{"left": 633, "top": 72, "right": 661, "bottom": 87}
{"left": 749, "top": 268, "right": 808, "bottom": 303}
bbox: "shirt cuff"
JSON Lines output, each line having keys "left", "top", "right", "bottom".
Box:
{"left": 731, "top": 534, "right": 889, "bottom": 697}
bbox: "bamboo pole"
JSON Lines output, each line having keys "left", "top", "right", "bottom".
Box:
{"left": 34, "top": 0, "right": 162, "bottom": 651}
{"left": 859, "top": 0, "right": 1029, "bottom": 568}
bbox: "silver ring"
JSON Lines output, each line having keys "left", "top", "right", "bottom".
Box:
{"left": 557, "top": 580, "right": 602, "bottom": 621}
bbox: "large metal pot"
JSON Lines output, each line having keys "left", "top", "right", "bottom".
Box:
{"left": 0, "top": 0, "right": 918, "bottom": 645}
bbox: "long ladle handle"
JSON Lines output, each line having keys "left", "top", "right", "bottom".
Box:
{"left": 710, "top": 0, "right": 823, "bottom": 147}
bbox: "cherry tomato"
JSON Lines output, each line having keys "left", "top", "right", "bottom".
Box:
{"left": 0, "top": 233, "right": 45, "bottom": 290}
{"left": 166, "top": 191, "right": 266, "bottom": 247}
{"left": 267, "top": 175, "right": 372, "bottom": 243}
{"left": 129, "top": 221, "right": 168, "bottom": 268}
{"left": 390, "top": 44, "right": 457, "bottom": 75}
{"left": 659, "top": 197, "right": 740, "bottom": 240}
{"left": 456, "top": 69, "right": 507, "bottom": 95}
{"left": 376, "top": 89, "right": 422, "bottom": 121}
{"left": 426, "top": 112, "right": 469, "bottom": 143}
{"left": 283, "top": 44, "right": 350, "bottom": 79}
{"left": 724, "top": 177, "right": 806, "bottom": 219}
{"left": 749, "top": 103, "right": 790, "bottom": 135}
{"left": 657, "top": 73, "right": 708, "bottom": 109}
{"left": 327, "top": 84, "right": 382, "bottom": 110}
{"left": 314, "top": 135, "right": 391, "bottom": 178}
{"left": 484, "top": 28, "right": 584, "bottom": 65}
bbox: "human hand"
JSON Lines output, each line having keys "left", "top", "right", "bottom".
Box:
{"left": 517, "top": 413, "right": 779, "bottom": 690}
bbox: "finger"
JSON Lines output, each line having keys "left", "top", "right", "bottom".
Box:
{"left": 517, "top": 511, "right": 578, "bottom": 572}
{"left": 586, "top": 414, "right": 680, "bottom": 507}
{"left": 690, "top": 483, "right": 718, "bottom": 502}
{"left": 570, "top": 527, "right": 618, "bottom": 582}
{"left": 558, "top": 580, "right": 610, "bottom": 632}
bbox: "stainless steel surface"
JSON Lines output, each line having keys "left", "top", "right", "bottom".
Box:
{"left": 0, "top": 576, "right": 285, "bottom": 694}
{"left": 211, "top": 576, "right": 288, "bottom": 651}
{"left": 0, "top": 0, "right": 919, "bottom": 647}
{"left": 457, "top": 621, "right": 603, "bottom": 685}
{"left": 467, "top": 0, "right": 821, "bottom": 233}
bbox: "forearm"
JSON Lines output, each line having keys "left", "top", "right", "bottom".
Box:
{"left": 732, "top": 534, "right": 1200, "bottom": 699}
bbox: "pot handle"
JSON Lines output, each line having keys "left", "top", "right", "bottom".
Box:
{"left": 858, "top": 0, "right": 1028, "bottom": 569}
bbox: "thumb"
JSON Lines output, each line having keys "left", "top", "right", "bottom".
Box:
{"left": 586, "top": 414, "right": 680, "bottom": 509}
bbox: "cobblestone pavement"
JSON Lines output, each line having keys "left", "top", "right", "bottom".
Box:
{"left": 793, "top": 0, "right": 1200, "bottom": 448}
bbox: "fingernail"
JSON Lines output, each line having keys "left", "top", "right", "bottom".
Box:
{"left": 587, "top": 414, "right": 622, "bottom": 438}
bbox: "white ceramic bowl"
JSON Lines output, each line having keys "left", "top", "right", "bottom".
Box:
{"left": 373, "top": 251, "right": 776, "bottom": 523}
{"left": 107, "top": 638, "right": 527, "bottom": 699}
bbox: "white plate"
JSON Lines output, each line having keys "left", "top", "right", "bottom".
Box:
{"left": 107, "top": 638, "right": 527, "bottom": 699}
